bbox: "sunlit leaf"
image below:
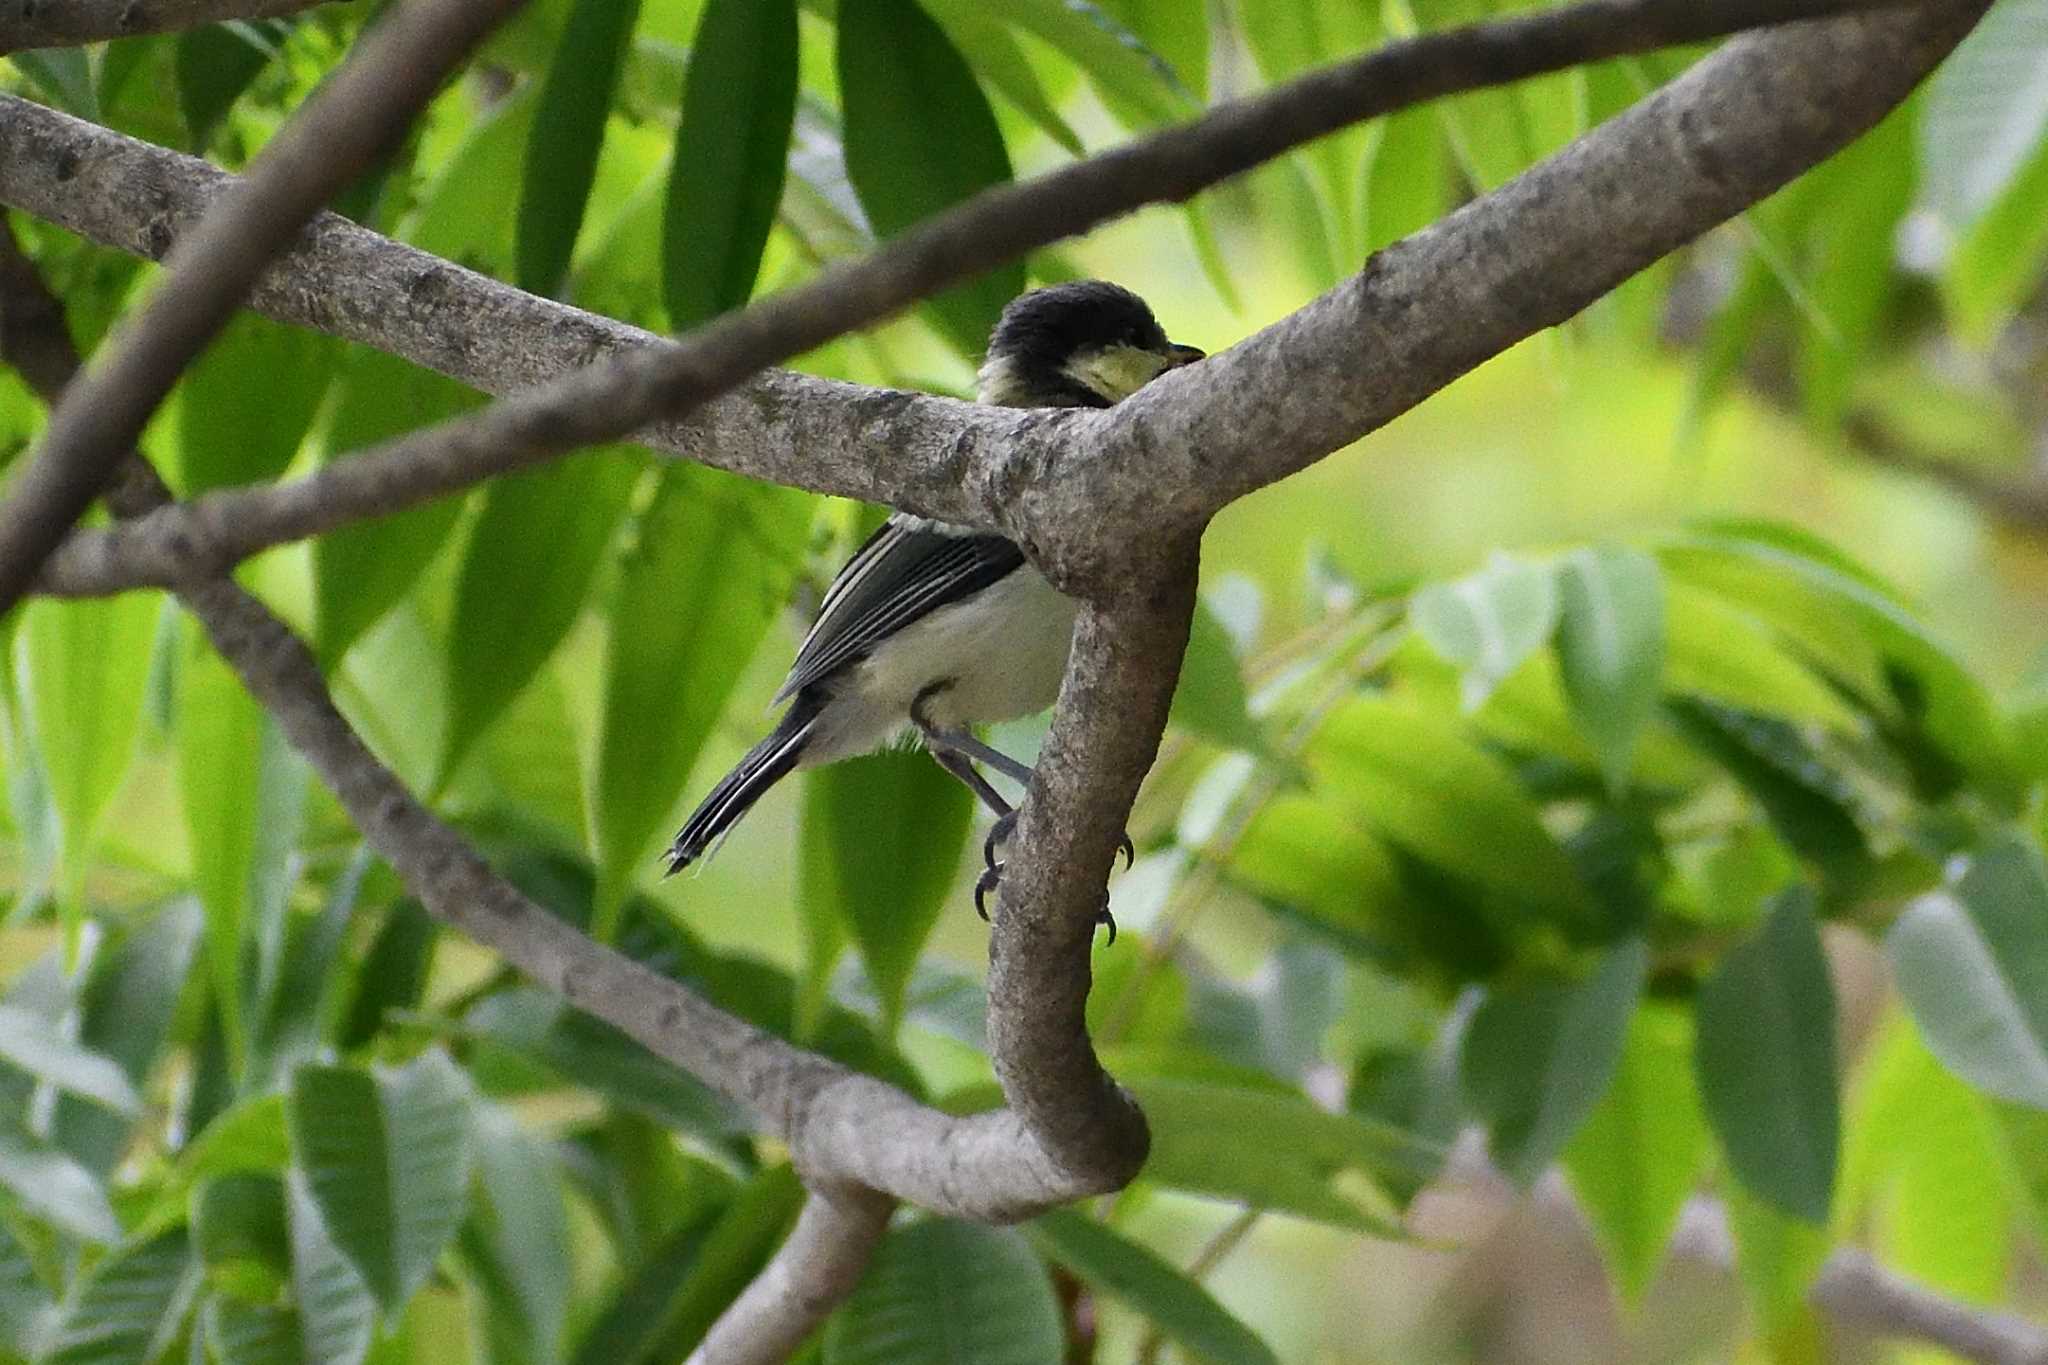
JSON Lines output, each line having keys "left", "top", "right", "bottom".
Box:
{"left": 438, "top": 452, "right": 639, "bottom": 784}
{"left": 592, "top": 465, "right": 810, "bottom": 914}
{"left": 1562, "top": 1003, "right": 1708, "bottom": 1301}
{"left": 1411, "top": 552, "right": 1558, "bottom": 710}
{"left": 824, "top": 1218, "right": 1060, "bottom": 1365}
{"left": 663, "top": 0, "right": 797, "bottom": 327}
{"left": 19, "top": 591, "right": 161, "bottom": 925}
{"left": 0, "top": 1134, "right": 121, "bottom": 1244}
{"left": 1696, "top": 887, "right": 1838, "bottom": 1224}
{"left": 1919, "top": 0, "right": 2048, "bottom": 232}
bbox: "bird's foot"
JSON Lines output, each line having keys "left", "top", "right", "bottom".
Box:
{"left": 981, "top": 812, "right": 1135, "bottom": 873}
{"left": 972, "top": 860, "right": 1117, "bottom": 945}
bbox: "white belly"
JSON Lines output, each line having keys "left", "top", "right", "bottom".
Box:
{"left": 797, "top": 566, "right": 1078, "bottom": 764}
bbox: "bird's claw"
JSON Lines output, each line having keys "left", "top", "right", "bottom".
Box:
{"left": 971, "top": 858, "right": 1117, "bottom": 944}
{"left": 1117, "top": 833, "right": 1135, "bottom": 870}
{"left": 983, "top": 813, "right": 1133, "bottom": 873}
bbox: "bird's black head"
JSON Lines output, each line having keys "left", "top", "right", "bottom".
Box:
{"left": 978, "top": 281, "right": 1203, "bottom": 408}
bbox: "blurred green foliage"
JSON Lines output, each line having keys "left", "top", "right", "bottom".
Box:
{"left": 9, "top": 0, "right": 2048, "bottom": 1360}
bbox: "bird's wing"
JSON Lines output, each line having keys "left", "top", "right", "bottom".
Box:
{"left": 773, "top": 517, "right": 1025, "bottom": 703}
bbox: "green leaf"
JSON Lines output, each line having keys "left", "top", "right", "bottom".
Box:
{"left": 0, "top": 1134, "right": 121, "bottom": 1244}
{"left": 569, "top": 1164, "right": 801, "bottom": 1365}
{"left": 566, "top": 1193, "right": 732, "bottom": 1365}
{"left": 36, "top": 1231, "right": 199, "bottom": 1364}
{"left": 933, "top": 0, "right": 1193, "bottom": 129}
{"left": 1666, "top": 699, "right": 1870, "bottom": 887}
{"left": 592, "top": 466, "right": 810, "bottom": 911}
{"left": 1461, "top": 939, "right": 1645, "bottom": 1185}
{"left": 927, "top": 8, "right": 1086, "bottom": 155}
{"left": 1554, "top": 545, "right": 1663, "bottom": 790}
{"left": 337, "top": 901, "right": 437, "bottom": 1051}
{"left": 0, "top": 1218, "right": 54, "bottom": 1358}
{"left": 464, "top": 988, "right": 743, "bottom": 1140}
{"left": 178, "top": 624, "right": 275, "bottom": 1065}
{"left": 1308, "top": 694, "right": 1590, "bottom": 922}
{"left": 205, "top": 1295, "right": 304, "bottom": 1365}
{"left": 1561, "top": 1003, "right": 1708, "bottom": 1301}
{"left": 1943, "top": 116, "right": 2048, "bottom": 341}
{"left": 1168, "top": 600, "right": 1260, "bottom": 752}
{"left": 1224, "top": 792, "right": 1401, "bottom": 934}
{"left": 801, "top": 751, "right": 972, "bottom": 1032}
{"left": 1726, "top": 1183, "right": 1830, "bottom": 1353}
{"left": 1027, "top": 1209, "right": 1278, "bottom": 1365}
{"left": 288, "top": 1052, "right": 474, "bottom": 1313}
{"left": 1695, "top": 886, "right": 1839, "bottom": 1224}
{"left": 663, "top": 0, "right": 798, "bottom": 328}
{"left": 1093, "top": 0, "right": 1207, "bottom": 100}
{"left": 1661, "top": 582, "right": 1860, "bottom": 730}
{"left": 175, "top": 21, "right": 282, "bottom": 148}
{"left": 1126, "top": 1076, "right": 1440, "bottom": 1233}
{"left": 438, "top": 452, "right": 638, "bottom": 784}
{"left": 313, "top": 348, "right": 477, "bottom": 665}
{"left": 838, "top": 0, "right": 1021, "bottom": 356}
{"left": 0, "top": 1003, "right": 140, "bottom": 1117}
{"left": 172, "top": 311, "right": 334, "bottom": 494}
{"left": 1919, "top": 0, "right": 2048, "bottom": 233}
{"left": 20, "top": 591, "right": 161, "bottom": 920}
{"left": 193, "top": 1174, "right": 291, "bottom": 1301}
{"left": 518, "top": 0, "right": 644, "bottom": 297}
{"left": 52, "top": 901, "right": 202, "bottom": 1176}
{"left": 286, "top": 1172, "right": 375, "bottom": 1365}
{"left": 1411, "top": 552, "right": 1558, "bottom": 710}
{"left": 824, "top": 1219, "right": 1061, "bottom": 1365}
{"left": 10, "top": 49, "right": 97, "bottom": 118}
{"left": 1888, "top": 835, "right": 2048, "bottom": 1108}
{"left": 463, "top": 1105, "right": 570, "bottom": 1365}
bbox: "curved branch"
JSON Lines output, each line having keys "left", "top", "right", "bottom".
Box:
{"left": 688, "top": 1187, "right": 894, "bottom": 1365}
{"left": 6, "top": 0, "right": 1917, "bottom": 599}
{"left": 0, "top": 0, "right": 522, "bottom": 615}
{"left": 0, "top": 0, "right": 339, "bottom": 53}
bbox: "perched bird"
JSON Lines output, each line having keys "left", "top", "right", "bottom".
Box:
{"left": 663, "top": 281, "right": 1203, "bottom": 922}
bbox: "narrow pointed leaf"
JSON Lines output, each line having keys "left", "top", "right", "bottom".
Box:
{"left": 838, "top": 0, "right": 1020, "bottom": 356}
{"left": 439, "top": 453, "right": 638, "bottom": 783}
{"left": 0, "top": 1134, "right": 120, "bottom": 1243}
{"left": 37, "top": 1231, "right": 199, "bottom": 1364}
{"left": 1411, "top": 553, "right": 1558, "bottom": 710}
{"left": 286, "top": 1173, "right": 374, "bottom": 1365}
{"left": 0, "top": 1004, "right": 140, "bottom": 1117}
{"left": 519, "top": 0, "right": 645, "bottom": 297}
{"left": 1027, "top": 1209, "right": 1278, "bottom": 1365}
{"left": 172, "top": 311, "right": 334, "bottom": 494}
{"left": 663, "top": 0, "right": 798, "bottom": 328}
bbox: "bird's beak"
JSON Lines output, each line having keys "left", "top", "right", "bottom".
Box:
{"left": 1165, "top": 342, "right": 1205, "bottom": 368}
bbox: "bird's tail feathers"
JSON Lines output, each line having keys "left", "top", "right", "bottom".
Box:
{"left": 664, "top": 695, "right": 820, "bottom": 874}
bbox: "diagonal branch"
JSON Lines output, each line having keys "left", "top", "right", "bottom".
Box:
{"left": 0, "top": 0, "right": 524, "bottom": 616}
{"left": 7, "top": 0, "right": 1921, "bottom": 599}
{"left": 0, "top": 0, "right": 340, "bottom": 53}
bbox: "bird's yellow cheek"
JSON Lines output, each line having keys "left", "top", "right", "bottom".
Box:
{"left": 1063, "top": 345, "right": 1172, "bottom": 404}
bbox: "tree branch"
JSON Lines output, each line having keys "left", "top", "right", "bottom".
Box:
{"left": 688, "top": 1187, "right": 895, "bottom": 1365}
{"left": 4, "top": 0, "right": 1924, "bottom": 599}
{"left": 0, "top": 0, "right": 524, "bottom": 616}
{"left": 0, "top": 0, "right": 340, "bottom": 53}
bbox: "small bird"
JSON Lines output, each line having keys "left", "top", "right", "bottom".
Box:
{"left": 663, "top": 281, "right": 1203, "bottom": 923}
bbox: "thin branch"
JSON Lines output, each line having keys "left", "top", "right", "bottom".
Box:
{"left": 0, "top": 0, "right": 524, "bottom": 616}
{"left": 0, "top": 0, "right": 340, "bottom": 53}
{"left": 7, "top": 0, "right": 1921, "bottom": 599}
{"left": 1811, "top": 1248, "right": 2048, "bottom": 1365}
{"left": 688, "top": 1187, "right": 894, "bottom": 1365}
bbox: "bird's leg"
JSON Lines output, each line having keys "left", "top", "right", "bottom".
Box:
{"left": 911, "top": 687, "right": 1125, "bottom": 941}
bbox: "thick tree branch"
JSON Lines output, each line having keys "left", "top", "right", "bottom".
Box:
{"left": 5, "top": 0, "right": 1924, "bottom": 599}
{"left": 688, "top": 1187, "right": 895, "bottom": 1365}
{"left": 0, "top": 0, "right": 339, "bottom": 53}
{"left": 0, "top": 0, "right": 523, "bottom": 616}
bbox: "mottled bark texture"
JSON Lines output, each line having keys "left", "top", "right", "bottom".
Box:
{"left": 0, "top": 0, "right": 338, "bottom": 52}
